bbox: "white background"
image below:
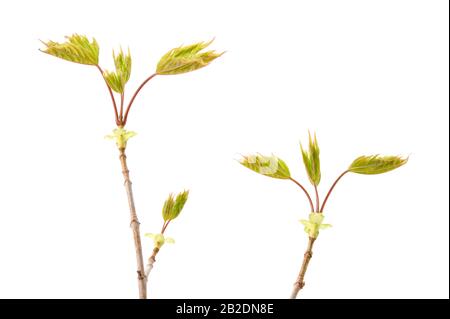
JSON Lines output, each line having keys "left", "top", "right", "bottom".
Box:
{"left": 0, "top": 0, "right": 448, "bottom": 299}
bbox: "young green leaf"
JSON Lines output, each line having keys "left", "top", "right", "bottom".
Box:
{"left": 162, "top": 193, "right": 175, "bottom": 222}
{"left": 300, "top": 213, "right": 332, "bottom": 239}
{"left": 171, "top": 190, "right": 189, "bottom": 221}
{"left": 40, "top": 34, "right": 99, "bottom": 65}
{"left": 105, "top": 127, "right": 137, "bottom": 149}
{"left": 156, "top": 40, "right": 223, "bottom": 75}
{"left": 103, "top": 48, "right": 132, "bottom": 93}
{"left": 145, "top": 233, "right": 175, "bottom": 248}
{"left": 162, "top": 190, "right": 189, "bottom": 222}
{"left": 300, "top": 132, "right": 321, "bottom": 186}
{"left": 240, "top": 154, "right": 291, "bottom": 179}
{"left": 114, "top": 48, "right": 132, "bottom": 83}
{"left": 349, "top": 155, "right": 408, "bottom": 174}
{"left": 103, "top": 71, "right": 125, "bottom": 93}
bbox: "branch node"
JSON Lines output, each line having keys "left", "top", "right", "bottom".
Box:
{"left": 130, "top": 218, "right": 140, "bottom": 227}
{"left": 137, "top": 270, "right": 146, "bottom": 280}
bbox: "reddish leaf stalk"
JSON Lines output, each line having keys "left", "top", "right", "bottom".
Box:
{"left": 96, "top": 65, "right": 120, "bottom": 126}
{"left": 123, "top": 73, "right": 158, "bottom": 125}
{"left": 289, "top": 177, "right": 315, "bottom": 212}
{"left": 314, "top": 185, "right": 320, "bottom": 213}
{"left": 119, "top": 92, "right": 125, "bottom": 122}
{"left": 320, "top": 170, "right": 348, "bottom": 213}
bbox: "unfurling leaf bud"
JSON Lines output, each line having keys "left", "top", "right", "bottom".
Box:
{"left": 156, "top": 40, "right": 223, "bottom": 75}
{"left": 162, "top": 194, "right": 175, "bottom": 222}
{"left": 103, "top": 48, "right": 132, "bottom": 93}
{"left": 40, "top": 34, "right": 99, "bottom": 65}
{"left": 240, "top": 154, "right": 291, "bottom": 179}
{"left": 162, "top": 190, "right": 189, "bottom": 222}
{"left": 300, "top": 132, "right": 321, "bottom": 186}
{"left": 114, "top": 47, "right": 132, "bottom": 83}
{"left": 349, "top": 155, "right": 408, "bottom": 175}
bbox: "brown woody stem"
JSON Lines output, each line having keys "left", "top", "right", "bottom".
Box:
{"left": 290, "top": 237, "right": 316, "bottom": 299}
{"left": 118, "top": 147, "right": 147, "bottom": 299}
{"left": 145, "top": 247, "right": 160, "bottom": 280}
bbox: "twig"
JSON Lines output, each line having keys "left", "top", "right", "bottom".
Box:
{"left": 290, "top": 171, "right": 348, "bottom": 298}
{"left": 290, "top": 237, "right": 316, "bottom": 299}
{"left": 145, "top": 247, "right": 160, "bottom": 280}
{"left": 118, "top": 147, "right": 147, "bottom": 299}
{"left": 289, "top": 171, "right": 348, "bottom": 298}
